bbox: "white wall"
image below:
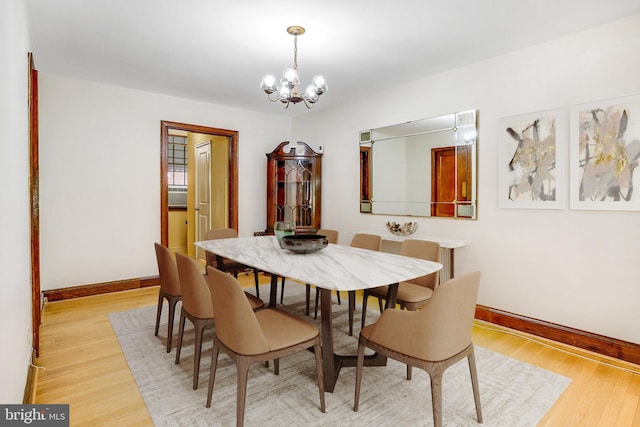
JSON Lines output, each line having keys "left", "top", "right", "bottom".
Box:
{"left": 293, "top": 14, "right": 640, "bottom": 344}
{"left": 39, "top": 75, "right": 292, "bottom": 290}
{"left": 0, "top": 0, "right": 34, "bottom": 403}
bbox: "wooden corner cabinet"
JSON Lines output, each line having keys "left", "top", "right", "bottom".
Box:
{"left": 266, "top": 141, "right": 322, "bottom": 234}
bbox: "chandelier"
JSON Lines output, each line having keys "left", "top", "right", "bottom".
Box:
{"left": 260, "top": 26, "right": 328, "bottom": 109}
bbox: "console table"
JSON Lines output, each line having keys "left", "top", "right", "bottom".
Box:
{"left": 353, "top": 230, "right": 470, "bottom": 282}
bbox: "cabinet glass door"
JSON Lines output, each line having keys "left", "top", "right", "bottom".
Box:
{"left": 275, "top": 159, "right": 314, "bottom": 227}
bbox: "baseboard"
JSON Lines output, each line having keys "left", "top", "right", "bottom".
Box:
{"left": 23, "top": 352, "right": 37, "bottom": 404}
{"left": 475, "top": 305, "right": 640, "bottom": 366}
{"left": 43, "top": 276, "right": 159, "bottom": 301}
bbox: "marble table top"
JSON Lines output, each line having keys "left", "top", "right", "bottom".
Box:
{"left": 195, "top": 235, "right": 442, "bottom": 292}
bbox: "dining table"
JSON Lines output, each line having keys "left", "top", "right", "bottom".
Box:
{"left": 195, "top": 235, "right": 442, "bottom": 392}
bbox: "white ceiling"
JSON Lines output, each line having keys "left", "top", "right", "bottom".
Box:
{"left": 25, "top": 0, "right": 640, "bottom": 117}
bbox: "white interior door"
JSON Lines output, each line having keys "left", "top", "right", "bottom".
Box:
{"left": 195, "top": 141, "right": 211, "bottom": 259}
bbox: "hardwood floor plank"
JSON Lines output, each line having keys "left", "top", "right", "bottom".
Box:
{"left": 600, "top": 370, "right": 634, "bottom": 426}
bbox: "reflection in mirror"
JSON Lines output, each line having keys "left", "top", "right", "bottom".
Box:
{"left": 359, "top": 110, "right": 477, "bottom": 219}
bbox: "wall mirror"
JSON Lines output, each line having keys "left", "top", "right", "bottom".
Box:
{"left": 360, "top": 109, "right": 477, "bottom": 219}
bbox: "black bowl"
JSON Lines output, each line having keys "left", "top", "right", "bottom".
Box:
{"left": 281, "top": 234, "right": 329, "bottom": 254}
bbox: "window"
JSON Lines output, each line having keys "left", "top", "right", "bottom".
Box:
{"left": 168, "top": 135, "right": 187, "bottom": 190}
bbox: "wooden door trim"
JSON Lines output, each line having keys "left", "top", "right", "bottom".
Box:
{"left": 29, "top": 53, "right": 40, "bottom": 357}
{"left": 160, "top": 121, "right": 238, "bottom": 247}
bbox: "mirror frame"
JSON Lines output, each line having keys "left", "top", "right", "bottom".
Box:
{"left": 359, "top": 110, "right": 477, "bottom": 219}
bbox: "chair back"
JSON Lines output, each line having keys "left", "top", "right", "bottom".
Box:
{"left": 205, "top": 266, "right": 269, "bottom": 355}
{"left": 154, "top": 243, "right": 182, "bottom": 297}
{"left": 350, "top": 233, "right": 382, "bottom": 251}
{"left": 175, "top": 253, "right": 214, "bottom": 319}
{"left": 204, "top": 228, "right": 238, "bottom": 268}
{"left": 316, "top": 229, "right": 339, "bottom": 244}
{"left": 415, "top": 271, "right": 480, "bottom": 360}
{"left": 400, "top": 239, "right": 441, "bottom": 290}
{"left": 205, "top": 228, "right": 238, "bottom": 240}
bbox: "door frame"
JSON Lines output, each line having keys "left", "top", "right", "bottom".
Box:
{"left": 29, "top": 53, "right": 41, "bottom": 357}
{"left": 160, "top": 121, "right": 238, "bottom": 247}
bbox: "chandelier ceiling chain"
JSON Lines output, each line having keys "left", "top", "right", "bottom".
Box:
{"left": 260, "top": 26, "right": 328, "bottom": 109}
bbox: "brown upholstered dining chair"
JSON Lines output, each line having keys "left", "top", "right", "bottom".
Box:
{"left": 204, "top": 228, "right": 261, "bottom": 298}
{"left": 361, "top": 239, "right": 441, "bottom": 379}
{"left": 174, "top": 253, "right": 264, "bottom": 390}
{"left": 354, "top": 272, "right": 483, "bottom": 427}
{"left": 361, "top": 239, "right": 441, "bottom": 322}
{"left": 204, "top": 266, "right": 325, "bottom": 427}
{"left": 344, "top": 233, "right": 382, "bottom": 335}
{"left": 153, "top": 243, "right": 182, "bottom": 353}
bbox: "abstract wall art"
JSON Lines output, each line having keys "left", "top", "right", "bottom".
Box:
{"left": 498, "top": 108, "right": 563, "bottom": 209}
{"left": 570, "top": 94, "right": 640, "bottom": 211}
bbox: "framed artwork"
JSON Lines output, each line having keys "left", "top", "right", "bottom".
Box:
{"left": 570, "top": 94, "right": 640, "bottom": 211}
{"left": 498, "top": 108, "right": 563, "bottom": 209}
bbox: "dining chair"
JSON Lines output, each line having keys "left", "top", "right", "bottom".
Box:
{"left": 204, "top": 266, "right": 325, "bottom": 427}
{"left": 345, "top": 233, "right": 382, "bottom": 335}
{"left": 205, "top": 228, "right": 262, "bottom": 298}
{"left": 153, "top": 243, "right": 182, "bottom": 353}
{"left": 174, "top": 253, "right": 264, "bottom": 390}
{"left": 354, "top": 271, "right": 482, "bottom": 427}
{"left": 361, "top": 239, "right": 441, "bottom": 379}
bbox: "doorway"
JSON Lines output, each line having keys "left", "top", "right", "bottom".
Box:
{"left": 160, "top": 121, "right": 238, "bottom": 256}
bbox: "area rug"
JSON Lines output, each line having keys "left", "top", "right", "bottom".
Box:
{"left": 109, "top": 283, "right": 571, "bottom": 426}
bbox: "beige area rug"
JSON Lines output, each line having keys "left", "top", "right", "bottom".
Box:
{"left": 109, "top": 283, "right": 571, "bottom": 426}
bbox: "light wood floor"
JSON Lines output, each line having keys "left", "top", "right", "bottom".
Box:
{"left": 35, "top": 273, "right": 640, "bottom": 426}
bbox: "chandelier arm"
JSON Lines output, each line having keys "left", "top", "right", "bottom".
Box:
{"left": 266, "top": 93, "right": 283, "bottom": 103}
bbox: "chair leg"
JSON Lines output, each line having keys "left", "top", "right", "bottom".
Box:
{"left": 361, "top": 291, "right": 369, "bottom": 330}
{"left": 353, "top": 341, "right": 366, "bottom": 411}
{"left": 337, "top": 291, "right": 341, "bottom": 305}
{"left": 174, "top": 311, "right": 186, "bottom": 364}
{"left": 253, "top": 269, "right": 260, "bottom": 298}
{"left": 193, "top": 321, "right": 206, "bottom": 390}
{"left": 314, "top": 288, "right": 320, "bottom": 319}
{"left": 305, "top": 284, "right": 311, "bottom": 316}
{"left": 205, "top": 343, "right": 220, "bottom": 408}
{"left": 429, "top": 369, "right": 444, "bottom": 427}
{"left": 406, "top": 365, "right": 412, "bottom": 380}
{"left": 166, "top": 297, "right": 178, "bottom": 353}
{"left": 348, "top": 291, "right": 355, "bottom": 336}
{"left": 468, "top": 349, "right": 483, "bottom": 423}
{"left": 274, "top": 358, "right": 280, "bottom": 375}
{"left": 154, "top": 293, "right": 163, "bottom": 337}
{"left": 236, "top": 357, "right": 251, "bottom": 427}
{"left": 279, "top": 276, "right": 286, "bottom": 304}
{"left": 313, "top": 341, "right": 326, "bottom": 413}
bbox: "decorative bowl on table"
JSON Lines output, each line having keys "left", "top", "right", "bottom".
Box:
{"left": 386, "top": 221, "right": 419, "bottom": 236}
{"left": 281, "top": 234, "right": 328, "bottom": 254}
